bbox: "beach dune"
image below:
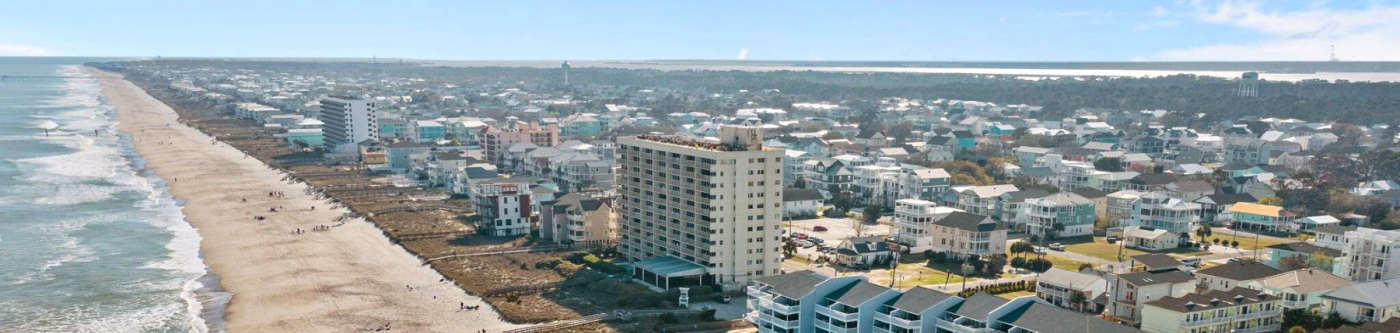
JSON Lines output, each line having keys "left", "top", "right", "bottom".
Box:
{"left": 89, "top": 68, "right": 517, "bottom": 332}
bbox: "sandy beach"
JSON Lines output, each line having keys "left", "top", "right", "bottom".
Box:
{"left": 89, "top": 67, "right": 519, "bottom": 332}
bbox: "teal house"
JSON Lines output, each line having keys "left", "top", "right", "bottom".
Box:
{"left": 1264, "top": 242, "right": 1340, "bottom": 270}
{"left": 561, "top": 114, "right": 602, "bottom": 137}
{"left": 414, "top": 120, "right": 446, "bottom": 143}
{"left": 379, "top": 119, "right": 407, "bottom": 139}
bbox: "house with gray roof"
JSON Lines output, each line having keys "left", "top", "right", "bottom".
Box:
{"left": 1196, "top": 260, "right": 1282, "bottom": 292}
{"left": 1321, "top": 277, "right": 1400, "bottom": 323}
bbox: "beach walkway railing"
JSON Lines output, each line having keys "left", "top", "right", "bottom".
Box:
{"left": 502, "top": 313, "right": 609, "bottom": 333}
{"left": 395, "top": 231, "right": 468, "bottom": 241}
{"left": 424, "top": 245, "right": 559, "bottom": 263}
{"left": 370, "top": 204, "right": 472, "bottom": 215}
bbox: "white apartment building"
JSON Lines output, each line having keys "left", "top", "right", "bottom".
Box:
{"left": 618, "top": 126, "right": 785, "bottom": 290}
{"left": 1140, "top": 288, "right": 1283, "bottom": 333}
{"left": 470, "top": 179, "right": 534, "bottom": 236}
{"left": 955, "top": 185, "right": 1019, "bottom": 217}
{"left": 892, "top": 199, "right": 962, "bottom": 252}
{"left": 1059, "top": 161, "right": 1107, "bottom": 191}
{"left": 318, "top": 95, "right": 378, "bottom": 152}
{"left": 1336, "top": 228, "right": 1400, "bottom": 282}
{"left": 1130, "top": 192, "right": 1202, "bottom": 235}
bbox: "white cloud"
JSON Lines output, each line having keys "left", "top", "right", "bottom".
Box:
{"left": 736, "top": 47, "right": 749, "bottom": 60}
{"left": 0, "top": 43, "right": 52, "bottom": 56}
{"left": 1152, "top": 1, "right": 1400, "bottom": 60}
{"left": 1150, "top": 5, "right": 1171, "bottom": 17}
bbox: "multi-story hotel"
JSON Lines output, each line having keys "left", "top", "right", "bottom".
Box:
{"left": 318, "top": 95, "right": 378, "bottom": 152}
{"left": 618, "top": 126, "right": 785, "bottom": 290}
{"left": 1336, "top": 228, "right": 1400, "bottom": 282}
{"left": 482, "top": 121, "right": 561, "bottom": 164}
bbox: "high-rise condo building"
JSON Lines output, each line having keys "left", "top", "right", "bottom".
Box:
{"left": 318, "top": 95, "right": 378, "bottom": 152}
{"left": 618, "top": 126, "right": 784, "bottom": 290}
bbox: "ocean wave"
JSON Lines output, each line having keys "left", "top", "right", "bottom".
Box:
{"left": 95, "top": 66, "right": 220, "bottom": 333}
{"left": 0, "top": 66, "right": 221, "bottom": 333}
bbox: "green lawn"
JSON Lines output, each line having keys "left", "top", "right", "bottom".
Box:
{"left": 995, "top": 290, "right": 1036, "bottom": 298}
{"left": 891, "top": 263, "right": 976, "bottom": 288}
{"left": 1041, "top": 254, "right": 1093, "bottom": 271}
{"left": 1204, "top": 233, "right": 1290, "bottom": 250}
{"left": 1058, "top": 236, "right": 1208, "bottom": 262}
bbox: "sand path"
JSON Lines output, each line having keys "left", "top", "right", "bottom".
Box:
{"left": 89, "top": 68, "right": 519, "bottom": 333}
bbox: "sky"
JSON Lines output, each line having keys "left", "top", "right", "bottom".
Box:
{"left": 4, "top": 0, "right": 1400, "bottom": 61}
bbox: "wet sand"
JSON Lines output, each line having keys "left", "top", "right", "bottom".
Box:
{"left": 89, "top": 67, "right": 519, "bottom": 332}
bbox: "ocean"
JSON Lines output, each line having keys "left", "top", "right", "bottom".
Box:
{"left": 0, "top": 58, "right": 225, "bottom": 332}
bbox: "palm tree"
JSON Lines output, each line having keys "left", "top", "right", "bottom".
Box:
{"left": 1070, "top": 291, "right": 1088, "bottom": 312}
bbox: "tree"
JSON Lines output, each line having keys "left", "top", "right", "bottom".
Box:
{"left": 1288, "top": 326, "right": 1308, "bottom": 333}
{"left": 782, "top": 240, "right": 798, "bottom": 258}
{"left": 1379, "top": 209, "right": 1400, "bottom": 230}
{"left": 822, "top": 132, "right": 845, "bottom": 140}
{"left": 1284, "top": 308, "right": 1324, "bottom": 331}
{"left": 1078, "top": 263, "right": 1095, "bottom": 271}
{"left": 1259, "top": 196, "right": 1284, "bottom": 206}
{"left": 983, "top": 254, "right": 1008, "bottom": 277}
{"left": 793, "top": 175, "right": 808, "bottom": 189}
{"left": 1279, "top": 255, "right": 1309, "bottom": 271}
{"left": 863, "top": 205, "right": 883, "bottom": 225}
{"left": 1322, "top": 312, "right": 1350, "bottom": 329}
{"left": 1093, "top": 157, "right": 1125, "bottom": 172}
{"left": 887, "top": 122, "right": 914, "bottom": 143}
{"left": 832, "top": 191, "right": 855, "bottom": 215}
{"left": 1231, "top": 240, "right": 1241, "bottom": 248}
{"left": 1310, "top": 250, "right": 1336, "bottom": 270}
{"left": 1069, "top": 291, "right": 1088, "bottom": 312}
{"left": 1010, "top": 241, "right": 1035, "bottom": 258}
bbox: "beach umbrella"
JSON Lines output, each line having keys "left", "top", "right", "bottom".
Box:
{"left": 35, "top": 120, "right": 59, "bottom": 136}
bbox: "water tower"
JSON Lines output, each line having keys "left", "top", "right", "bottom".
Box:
{"left": 1238, "top": 72, "right": 1259, "bottom": 97}
{"left": 561, "top": 61, "right": 571, "bottom": 86}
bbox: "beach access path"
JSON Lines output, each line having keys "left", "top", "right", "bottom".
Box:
{"left": 90, "top": 68, "right": 519, "bottom": 333}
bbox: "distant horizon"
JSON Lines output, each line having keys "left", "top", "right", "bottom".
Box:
{"left": 25, "top": 56, "right": 1400, "bottom": 65}
{"left": 8, "top": 1, "right": 1400, "bottom": 61}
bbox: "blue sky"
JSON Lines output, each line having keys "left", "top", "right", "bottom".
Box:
{"left": 4, "top": 0, "right": 1400, "bottom": 61}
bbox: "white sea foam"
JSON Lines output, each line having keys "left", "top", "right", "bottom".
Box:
{"left": 1, "top": 66, "right": 217, "bottom": 333}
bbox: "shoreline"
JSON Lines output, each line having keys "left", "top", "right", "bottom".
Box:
{"left": 88, "top": 67, "right": 519, "bottom": 332}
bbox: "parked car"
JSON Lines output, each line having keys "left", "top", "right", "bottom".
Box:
{"left": 813, "top": 226, "right": 829, "bottom": 232}
{"left": 794, "top": 233, "right": 808, "bottom": 239}
{"left": 1106, "top": 236, "right": 1121, "bottom": 243}
{"left": 809, "top": 238, "right": 824, "bottom": 244}
{"left": 1048, "top": 243, "right": 1065, "bottom": 251}
{"left": 1180, "top": 257, "right": 1202, "bottom": 268}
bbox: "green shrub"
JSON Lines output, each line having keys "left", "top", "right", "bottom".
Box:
{"left": 697, "top": 308, "right": 717, "bottom": 321}
{"left": 659, "top": 313, "right": 678, "bottom": 324}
